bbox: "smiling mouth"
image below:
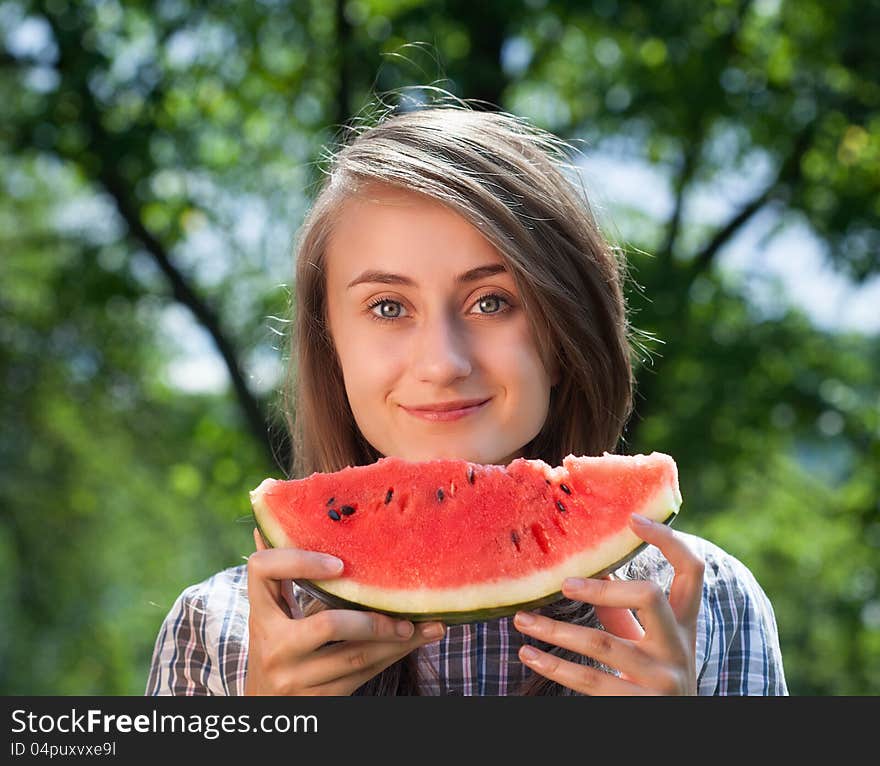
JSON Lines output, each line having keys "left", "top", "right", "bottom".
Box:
{"left": 401, "top": 398, "right": 491, "bottom": 422}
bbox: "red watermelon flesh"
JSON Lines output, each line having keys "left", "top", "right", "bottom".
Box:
{"left": 250, "top": 452, "right": 681, "bottom": 624}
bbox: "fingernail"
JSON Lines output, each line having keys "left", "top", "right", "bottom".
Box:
{"left": 520, "top": 646, "right": 540, "bottom": 663}
{"left": 630, "top": 514, "right": 652, "bottom": 527}
{"left": 514, "top": 611, "right": 535, "bottom": 627}
{"left": 322, "top": 555, "right": 344, "bottom": 573}
{"left": 396, "top": 621, "right": 414, "bottom": 638}
{"left": 563, "top": 577, "right": 586, "bottom": 590}
{"left": 420, "top": 623, "right": 444, "bottom": 640}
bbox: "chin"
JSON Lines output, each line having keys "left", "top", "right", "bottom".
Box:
{"left": 432, "top": 445, "right": 519, "bottom": 465}
{"left": 380, "top": 442, "right": 506, "bottom": 464}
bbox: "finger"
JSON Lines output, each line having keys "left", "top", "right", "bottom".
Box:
{"left": 293, "top": 607, "right": 444, "bottom": 655}
{"left": 593, "top": 574, "right": 645, "bottom": 641}
{"left": 300, "top": 623, "right": 445, "bottom": 690}
{"left": 518, "top": 645, "right": 650, "bottom": 696}
{"left": 298, "top": 642, "right": 414, "bottom": 690}
{"left": 561, "top": 576, "right": 679, "bottom": 644}
{"left": 306, "top": 651, "right": 413, "bottom": 695}
{"left": 514, "top": 612, "right": 650, "bottom": 678}
{"left": 629, "top": 515, "right": 705, "bottom": 627}
{"left": 247, "top": 547, "right": 343, "bottom": 621}
{"left": 305, "top": 641, "right": 426, "bottom": 696}
{"left": 594, "top": 605, "right": 645, "bottom": 641}
{"left": 251, "top": 532, "right": 305, "bottom": 619}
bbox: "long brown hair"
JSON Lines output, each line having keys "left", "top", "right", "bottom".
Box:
{"left": 282, "top": 99, "right": 640, "bottom": 695}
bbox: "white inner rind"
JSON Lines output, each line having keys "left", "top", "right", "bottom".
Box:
{"left": 251, "top": 480, "right": 291, "bottom": 553}
{"left": 296, "top": 484, "right": 680, "bottom": 614}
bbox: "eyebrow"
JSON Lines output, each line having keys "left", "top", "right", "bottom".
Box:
{"left": 346, "top": 263, "right": 507, "bottom": 290}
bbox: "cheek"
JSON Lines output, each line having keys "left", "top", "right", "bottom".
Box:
{"left": 488, "top": 325, "right": 554, "bottom": 421}
{"left": 507, "top": 347, "right": 553, "bottom": 406}
{"left": 333, "top": 326, "right": 402, "bottom": 409}
{"left": 510, "top": 319, "right": 553, "bottom": 386}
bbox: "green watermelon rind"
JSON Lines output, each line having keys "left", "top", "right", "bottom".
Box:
{"left": 253, "top": 509, "right": 678, "bottom": 626}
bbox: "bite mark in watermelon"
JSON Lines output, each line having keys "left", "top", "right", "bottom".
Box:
{"left": 249, "top": 452, "right": 681, "bottom": 624}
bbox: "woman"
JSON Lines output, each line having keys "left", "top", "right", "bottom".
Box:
{"left": 147, "top": 104, "right": 787, "bottom": 696}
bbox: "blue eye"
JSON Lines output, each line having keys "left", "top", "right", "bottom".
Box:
{"left": 471, "top": 293, "right": 510, "bottom": 315}
{"left": 368, "top": 298, "right": 405, "bottom": 321}
{"left": 366, "top": 293, "right": 512, "bottom": 323}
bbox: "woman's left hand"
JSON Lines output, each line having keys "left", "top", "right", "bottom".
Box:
{"left": 513, "top": 513, "right": 705, "bottom": 695}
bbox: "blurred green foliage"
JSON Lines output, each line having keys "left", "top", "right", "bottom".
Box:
{"left": 1, "top": 0, "right": 878, "bottom": 695}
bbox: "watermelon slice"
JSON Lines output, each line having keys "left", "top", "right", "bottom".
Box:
{"left": 250, "top": 452, "right": 681, "bottom": 624}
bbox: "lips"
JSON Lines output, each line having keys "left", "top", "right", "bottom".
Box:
{"left": 401, "top": 398, "right": 491, "bottom": 422}
{"left": 406, "top": 398, "right": 491, "bottom": 412}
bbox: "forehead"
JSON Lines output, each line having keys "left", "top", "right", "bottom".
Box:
{"left": 324, "top": 185, "right": 508, "bottom": 284}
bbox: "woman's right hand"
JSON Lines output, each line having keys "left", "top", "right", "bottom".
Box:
{"left": 245, "top": 528, "right": 445, "bottom": 695}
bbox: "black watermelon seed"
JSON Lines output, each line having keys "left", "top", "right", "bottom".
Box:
{"left": 545, "top": 479, "right": 551, "bottom": 485}
{"left": 326, "top": 497, "right": 335, "bottom": 506}
{"left": 511, "top": 530, "right": 521, "bottom": 549}
{"left": 328, "top": 509, "right": 341, "bottom": 521}
{"left": 467, "top": 466, "right": 475, "bottom": 484}
{"left": 385, "top": 488, "right": 393, "bottom": 504}
{"left": 560, "top": 483, "right": 571, "bottom": 495}
{"left": 436, "top": 488, "right": 445, "bottom": 502}
{"left": 340, "top": 505, "right": 355, "bottom": 516}
{"left": 556, "top": 500, "right": 566, "bottom": 513}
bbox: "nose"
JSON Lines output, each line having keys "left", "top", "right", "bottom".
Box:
{"left": 410, "top": 312, "right": 473, "bottom": 385}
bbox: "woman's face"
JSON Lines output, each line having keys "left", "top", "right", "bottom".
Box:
{"left": 325, "top": 184, "right": 556, "bottom": 465}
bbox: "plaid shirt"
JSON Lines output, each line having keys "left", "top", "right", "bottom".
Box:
{"left": 146, "top": 532, "right": 788, "bottom": 696}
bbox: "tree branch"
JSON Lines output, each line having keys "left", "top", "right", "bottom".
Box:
{"left": 659, "top": 0, "right": 752, "bottom": 267}
{"left": 40, "top": 9, "right": 282, "bottom": 470}
{"left": 659, "top": 137, "right": 702, "bottom": 264}
{"left": 96, "top": 164, "right": 279, "bottom": 470}
{"left": 687, "top": 123, "right": 813, "bottom": 281}
{"left": 624, "top": 124, "right": 815, "bottom": 451}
